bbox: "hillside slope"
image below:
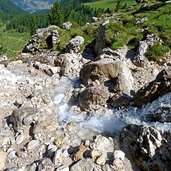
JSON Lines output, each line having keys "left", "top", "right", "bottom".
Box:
{"left": 0, "top": 0, "right": 27, "bottom": 15}
{"left": 12, "top": 0, "right": 56, "bottom": 13}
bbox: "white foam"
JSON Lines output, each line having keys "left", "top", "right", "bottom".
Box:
{"left": 54, "top": 94, "right": 65, "bottom": 104}
{"left": 54, "top": 77, "right": 171, "bottom": 133}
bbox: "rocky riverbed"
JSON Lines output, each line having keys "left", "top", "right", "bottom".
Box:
{"left": 0, "top": 25, "right": 171, "bottom": 171}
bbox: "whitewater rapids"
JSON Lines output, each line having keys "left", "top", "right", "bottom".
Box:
{"left": 54, "top": 77, "right": 171, "bottom": 134}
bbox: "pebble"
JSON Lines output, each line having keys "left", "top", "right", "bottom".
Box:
{"left": 27, "top": 140, "right": 40, "bottom": 151}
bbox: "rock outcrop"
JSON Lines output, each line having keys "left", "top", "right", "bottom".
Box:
{"left": 133, "top": 34, "right": 161, "bottom": 66}
{"left": 23, "top": 26, "right": 60, "bottom": 53}
{"left": 134, "top": 69, "right": 171, "bottom": 107}
{"left": 121, "top": 124, "right": 171, "bottom": 171}
{"left": 66, "top": 36, "right": 84, "bottom": 54}
{"left": 94, "top": 25, "right": 107, "bottom": 54}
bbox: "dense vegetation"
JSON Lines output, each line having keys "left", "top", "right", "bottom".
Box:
{"left": 6, "top": 0, "right": 103, "bottom": 34}
{"left": 0, "top": 0, "right": 27, "bottom": 15}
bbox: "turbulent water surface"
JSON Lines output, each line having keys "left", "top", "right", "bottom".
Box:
{"left": 54, "top": 77, "right": 171, "bottom": 134}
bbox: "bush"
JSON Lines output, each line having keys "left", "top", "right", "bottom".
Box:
{"left": 146, "top": 43, "right": 170, "bottom": 61}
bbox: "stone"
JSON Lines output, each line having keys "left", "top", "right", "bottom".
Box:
{"left": 134, "top": 69, "right": 171, "bottom": 107}
{"left": 94, "top": 26, "right": 106, "bottom": 54}
{"left": 56, "top": 166, "right": 69, "bottom": 171}
{"left": 79, "top": 85, "right": 110, "bottom": 112}
{"left": 114, "top": 150, "right": 125, "bottom": 161}
{"left": 96, "top": 154, "right": 106, "bottom": 166}
{"left": 66, "top": 36, "right": 84, "bottom": 54}
{"left": 8, "top": 151, "right": 18, "bottom": 158}
{"left": 113, "top": 158, "right": 124, "bottom": 171}
{"left": 80, "top": 59, "right": 134, "bottom": 95}
{"left": 0, "top": 54, "right": 8, "bottom": 62}
{"left": 11, "top": 107, "right": 38, "bottom": 133}
{"left": 0, "top": 151, "right": 7, "bottom": 170}
{"left": 120, "top": 124, "right": 171, "bottom": 171}
{"left": 133, "top": 34, "right": 161, "bottom": 66}
{"left": 37, "top": 158, "right": 54, "bottom": 171}
{"left": 136, "top": 17, "right": 148, "bottom": 25}
{"left": 111, "top": 93, "right": 132, "bottom": 107}
{"left": 27, "top": 140, "right": 40, "bottom": 151}
{"left": 70, "top": 159, "right": 95, "bottom": 171}
{"left": 63, "top": 22, "right": 72, "bottom": 30}
{"left": 90, "top": 149, "right": 101, "bottom": 159}
{"left": 54, "top": 53, "right": 82, "bottom": 77}
{"left": 92, "top": 17, "right": 99, "bottom": 22}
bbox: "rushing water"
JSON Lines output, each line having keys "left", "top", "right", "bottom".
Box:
{"left": 54, "top": 77, "right": 171, "bottom": 134}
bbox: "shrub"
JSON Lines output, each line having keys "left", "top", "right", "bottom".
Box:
{"left": 146, "top": 43, "right": 170, "bottom": 61}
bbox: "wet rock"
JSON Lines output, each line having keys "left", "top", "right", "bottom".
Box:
{"left": 70, "top": 159, "right": 95, "bottom": 171}
{"left": 0, "top": 151, "right": 7, "bottom": 170}
{"left": 146, "top": 106, "right": 171, "bottom": 122}
{"left": 66, "top": 36, "right": 84, "bottom": 53}
{"left": 134, "top": 69, "right": 171, "bottom": 107}
{"left": 37, "top": 158, "right": 54, "bottom": 171}
{"left": 111, "top": 93, "right": 132, "bottom": 107}
{"left": 79, "top": 85, "right": 109, "bottom": 112}
{"left": 120, "top": 124, "right": 171, "bottom": 171}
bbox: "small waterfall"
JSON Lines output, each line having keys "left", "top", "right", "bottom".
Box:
{"left": 54, "top": 77, "right": 171, "bottom": 133}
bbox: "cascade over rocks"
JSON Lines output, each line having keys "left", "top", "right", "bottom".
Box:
{"left": 134, "top": 69, "right": 171, "bottom": 107}
{"left": 120, "top": 124, "right": 171, "bottom": 171}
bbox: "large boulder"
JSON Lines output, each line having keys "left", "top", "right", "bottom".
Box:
{"left": 23, "top": 26, "right": 60, "bottom": 53}
{"left": 79, "top": 85, "right": 110, "bottom": 112}
{"left": 54, "top": 53, "right": 83, "bottom": 77}
{"left": 134, "top": 69, "right": 171, "bottom": 107}
{"left": 120, "top": 124, "right": 171, "bottom": 171}
{"left": 66, "top": 36, "right": 84, "bottom": 54}
{"left": 80, "top": 58, "right": 134, "bottom": 95}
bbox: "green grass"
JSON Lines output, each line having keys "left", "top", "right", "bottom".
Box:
{"left": 84, "top": 0, "right": 135, "bottom": 10}
{"left": 0, "top": 29, "right": 30, "bottom": 59}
